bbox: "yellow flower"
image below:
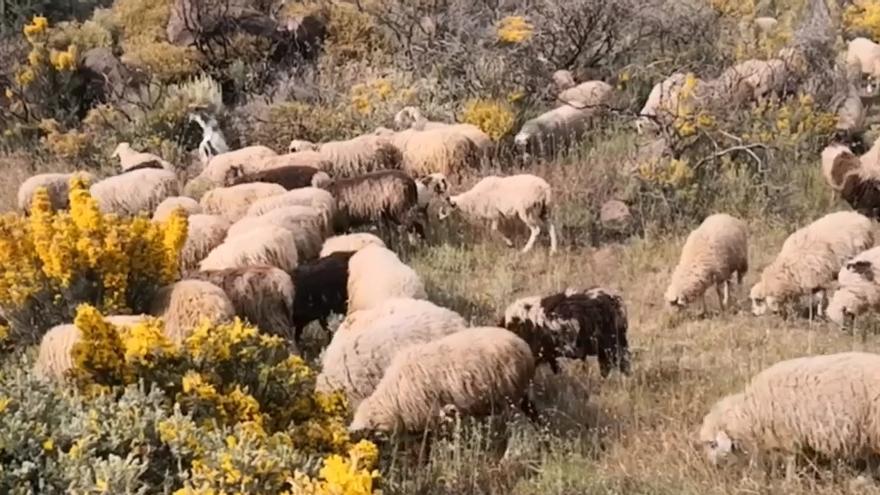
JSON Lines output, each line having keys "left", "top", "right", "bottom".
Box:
{"left": 23, "top": 16, "right": 49, "bottom": 42}
{"left": 49, "top": 45, "right": 78, "bottom": 72}
{"left": 42, "top": 438, "right": 55, "bottom": 452}
{"left": 460, "top": 98, "right": 516, "bottom": 141}
{"left": 496, "top": 16, "right": 533, "bottom": 44}
{"left": 15, "top": 68, "right": 36, "bottom": 87}
{"left": 27, "top": 49, "right": 43, "bottom": 66}
{"left": 0, "top": 397, "right": 11, "bottom": 413}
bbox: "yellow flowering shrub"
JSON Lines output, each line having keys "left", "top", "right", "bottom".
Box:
{"left": 845, "top": 0, "right": 880, "bottom": 39}
{"left": 113, "top": 0, "right": 201, "bottom": 81}
{"left": 496, "top": 16, "right": 534, "bottom": 44}
{"left": 64, "top": 304, "right": 381, "bottom": 494}
{"left": 0, "top": 178, "right": 187, "bottom": 343}
{"left": 460, "top": 99, "right": 517, "bottom": 141}
{"left": 741, "top": 94, "right": 837, "bottom": 148}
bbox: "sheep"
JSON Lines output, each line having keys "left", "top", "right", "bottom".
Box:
{"left": 17, "top": 171, "right": 95, "bottom": 213}
{"left": 664, "top": 214, "right": 749, "bottom": 312}
{"left": 753, "top": 16, "right": 778, "bottom": 33}
{"left": 199, "top": 226, "right": 300, "bottom": 273}
{"left": 252, "top": 150, "right": 332, "bottom": 172}
{"left": 112, "top": 142, "right": 173, "bottom": 172}
{"left": 500, "top": 287, "right": 630, "bottom": 377}
{"left": 714, "top": 59, "right": 787, "bottom": 103}
{"left": 316, "top": 298, "right": 467, "bottom": 407}
{"left": 636, "top": 72, "right": 688, "bottom": 134}
{"left": 245, "top": 187, "right": 337, "bottom": 236}
{"left": 821, "top": 144, "right": 861, "bottom": 192}
{"left": 374, "top": 127, "right": 479, "bottom": 178}
{"left": 199, "top": 182, "right": 287, "bottom": 222}
{"left": 195, "top": 145, "right": 278, "bottom": 184}
{"left": 393, "top": 106, "right": 493, "bottom": 154}
{"left": 513, "top": 105, "right": 595, "bottom": 157}
{"left": 34, "top": 315, "right": 151, "bottom": 380}
{"left": 439, "top": 174, "right": 558, "bottom": 254}
{"left": 289, "top": 134, "right": 403, "bottom": 178}
{"left": 225, "top": 164, "right": 332, "bottom": 190}
{"left": 180, "top": 214, "right": 230, "bottom": 274}
{"left": 152, "top": 196, "right": 202, "bottom": 222}
{"left": 291, "top": 250, "right": 355, "bottom": 342}
{"left": 90, "top": 168, "right": 180, "bottom": 216}
{"left": 149, "top": 279, "right": 236, "bottom": 344}
{"left": 319, "top": 233, "right": 385, "bottom": 258}
{"left": 841, "top": 164, "right": 880, "bottom": 220}
{"left": 226, "top": 206, "right": 325, "bottom": 260}
{"left": 325, "top": 170, "right": 423, "bottom": 237}
{"left": 846, "top": 37, "right": 880, "bottom": 90}
{"left": 827, "top": 246, "right": 880, "bottom": 328}
{"left": 346, "top": 245, "right": 427, "bottom": 314}
{"left": 349, "top": 327, "right": 536, "bottom": 434}
{"left": 699, "top": 352, "right": 880, "bottom": 472}
{"left": 749, "top": 211, "right": 874, "bottom": 317}
{"left": 557, "top": 80, "right": 617, "bottom": 111}
{"left": 189, "top": 265, "right": 296, "bottom": 342}
{"left": 835, "top": 87, "right": 866, "bottom": 135}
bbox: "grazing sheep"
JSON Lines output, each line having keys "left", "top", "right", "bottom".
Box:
{"left": 440, "top": 174, "right": 558, "bottom": 254}
{"left": 636, "top": 73, "right": 688, "bottom": 133}
{"left": 199, "top": 226, "right": 300, "bottom": 272}
{"left": 700, "top": 352, "right": 880, "bottom": 471}
{"left": 835, "top": 87, "right": 866, "bottom": 134}
{"left": 349, "top": 327, "right": 536, "bottom": 434}
{"left": 289, "top": 134, "right": 403, "bottom": 178}
{"left": 226, "top": 164, "right": 332, "bottom": 190}
{"left": 821, "top": 144, "right": 861, "bottom": 192}
{"left": 246, "top": 187, "right": 337, "bottom": 236}
{"left": 827, "top": 246, "right": 880, "bottom": 328}
{"left": 17, "top": 171, "right": 95, "bottom": 213}
{"left": 317, "top": 298, "right": 467, "bottom": 406}
{"left": 319, "top": 233, "right": 385, "bottom": 258}
{"left": 180, "top": 214, "right": 230, "bottom": 274}
{"left": 664, "top": 214, "right": 749, "bottom": 311}
{"left": 846, "top": 37, "right": 880, "bottom": 89}
{"left": 346, "top": 245, "right": 427, "bottom": 314}
{"left": 149, "top": 280, "right": 236, "bottom": 344}
{"left": 500, "top": 287, "right": 630, "bottom": 377}
{"left": 841, "top": 164, "right": 880, "bottom": 220}
{"left": 557, "top": 80, "right": 616, "bottom": 111}
{"left": 513, "top": 105, "right": 595, "bottom": 156}
{"left": 750, "top": 211, "right": 874, "bottom": 317}
{"left": 112, "top": 142, "right": 173, "bottom": 172}
{"left": 226, "top": 206, "right": 325, "bottom": 260}
{"left": 715, "top": 59, "right": 787, "bottom": 103}
{"left": 199, "top": 182, "right": 287, "bottom": 222}
{"left": 152, "top": 196, "right": 202, "bottom": 222}
{"left": 325, "top": 170, "right": 423, "bottom": 237}
{"left": 196, "top": 145, "right": 278, "bottom": 184}
{"left": 415, "top": 173, "right": 451, "bottom": 210}
{"left": 291, "top": 251, "right": 355, "bottom": 341}
{"left": 189, "top": 265, "right": 296, "bottom": 341}
{"left": 253, "top": 151, "right": 331, "bottom": 172}
{"left": 393, "top": 106, "right": 493, "bottom": 154}
{"left": 375, "top": 127, "right": 479, "bottom": 178}
{"left": 753, "top": 16, "right": 778, "bottom": 33}
{"left": 90, "top": 168, "right": 180, "bottom": 216}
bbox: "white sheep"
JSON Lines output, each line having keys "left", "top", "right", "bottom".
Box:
{"left": 827, "top": 246, "right": 880, "bottom": 328}
{"left": 17, "top": 171, "right": 95, "bottom": 213}
{"left": 750, "top": 211, "right": 875, "bottom": 317}
{"left": 440, "top": 174, "right": 558, "bottom": 254}
{"left": 513, "top": 105, "right": 595, "bottom": 156}
{"left": 112, "top": 142, "right": 174, "bottom": 172}
{"left": 636, "top": 72, "right": 688, "bottom": 134}
{"left": 393, "top": 106, "right": 493, "bottom": 154}
{"left": 319, "top": 233, "right": 386, "bottom": 258}
{"left": 246, "top": 187, "right": 337, "bottom": 236}
{"left": 557, "top": 80, "right": 616, "bottom": 111}
{"left": 846, "top": 37, "right": 880, "bottom": 89}
{"left": 753, "top": 16, "right": 778, "bottom": 33}
{"left": 226, "top": 206, "right": 325, "bottom": 260}
{"left": 180, "top": 214, "right": 231, "bottom": 274}
{"left": 346, "top": 245, "right": 426, "bottom": 314}
{"left": 715, "top": 59, "right": 787, "bottom": 103}
{"left": 196, "top": 145, "right": 279, "bottom": 184}
{"left": 249, "top": 150, "right": 332, "bottom": 176}
{"left": 288, "top": 134, "right": 403, "bottom": 178}
{"left": 375, "top": 127, "right": 479, "bottom": 178}
{"left": 90, "top": 168, "right": 180, "bottom": 216}
{"left": 199, "top": 225, "right": 300, "bottom": 272}
{"left": 152, "top": 196, "right": 202, "bottom": 222}
{"left": 349, "top": 327, "right": 537, "bottom": 433}
{"left": 149, "top": 279, "right": 236, "bottom": 344}
{"left": 700, "top": 352, "right": 880, "bottom": 472}
{"left": 199, "top": 182, "right": 287, "bottom": 222}
{"left": 664, "top": 214, "right": 749, "bottom": 311}
{"left": 316, "top": 298, "right": 467, "bottom": 406}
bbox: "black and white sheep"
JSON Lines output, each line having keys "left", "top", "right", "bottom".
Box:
{"left": 291, "top": 250, "right": 355, "bottom": 343}
{"left": 499, "top": 287, "right": 630, "bottom": 377}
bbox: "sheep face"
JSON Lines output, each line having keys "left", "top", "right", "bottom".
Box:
{"left": 702, "top": 429, "right": 738, "bottom": 466}
{"left": 749, "top": 282, "right": 774, "bottom": 315}
{"left": 288, "top": 139, "right": 318, "bottom": 153}
{"left": 437, "top": 196, "right": 459, "bottom": 220}
{"left": 112, "top": 142, "right": 129, "bottom": 158}
{"left": 827, "top": 291, "right": 859, "bottom": 328}
{"left": 514, "top": 131, "right": 531, "bottom": 148}
{"left": 310, "top": 171, "right": 333, "bottom": 189}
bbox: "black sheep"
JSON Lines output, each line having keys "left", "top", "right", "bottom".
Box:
{"left": 291, "top": 250, "right": 354, "bottom": 343}
{"left": 499, "top": 287, "right": 631, "bottom": 377}
{"left": 226, "top": 164, "right": 331, "bottom": 190}
{"left": 323, "top": 170, "right": 425, "bottom": 238}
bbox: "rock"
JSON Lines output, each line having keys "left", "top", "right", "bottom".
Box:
{"left": 600, "top": 200, "right": 633, "bottom": 233}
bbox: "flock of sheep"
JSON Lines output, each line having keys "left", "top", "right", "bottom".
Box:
{"left": 21, "top": 30, "right": 880, "bottom": 479}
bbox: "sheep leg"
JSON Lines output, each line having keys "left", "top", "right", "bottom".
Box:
{"left": 715, "top": 283, "right": 726, "bottom": 312}
{"left": 548, "top": 221, "right": 558, "bottom": 255}
{"left": 491, "top": 219, "right": 514, "bottom": 248}
{"left": 522, "top": 224, "right": 541, "bottom": 253}
{"left": 519, "top": 395, "right": 540, "bottom": 424}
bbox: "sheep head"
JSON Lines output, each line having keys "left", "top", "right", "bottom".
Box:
{"left": 437, "top": 195, "right": 459, "bottom": 220}
{"left": 112, "top": 142, "right": 130, "bottom": 159}
{"left": 749, "top": 282, "right": 769, "bottom": 316}
{"left": 288, "top": 139, "right": 318, "bottom": 153}
{"left": 552, "top": 69, "right": 576, "bottom": 91}
{"left": 393, "top": 106, "right": 423, "bottom": 130}
{"left": 698, "top": 393, "right": 746, "bottom": 467}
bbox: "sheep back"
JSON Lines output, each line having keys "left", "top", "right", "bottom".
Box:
{"left": 291, "top": 250, "right": 355, "bottom": 335}
{"left": 18, "top": 171, "right": 95, "bottom": 213}
{"left": 152, "top": 196, "right": 202, "bottom": 222}
{"left": 180, "top": 214, "right": 231, "bottom": 274}
{"left": 90, "top": 168, "right": 179, "bottom": 216}
{"left": 199, "top": 225, "right": 300, "bottom": 272}
{"left": 148, "top": 280, "right": 236, "bottom": 344}
{"left": 319, "top": 233, "right": 386, "bottom": 257}
{"left": 199, "top": 182, "right": 286, "bottom": 222}
{"left": 346, "top": 245, "right": 426, "bottom": 313}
